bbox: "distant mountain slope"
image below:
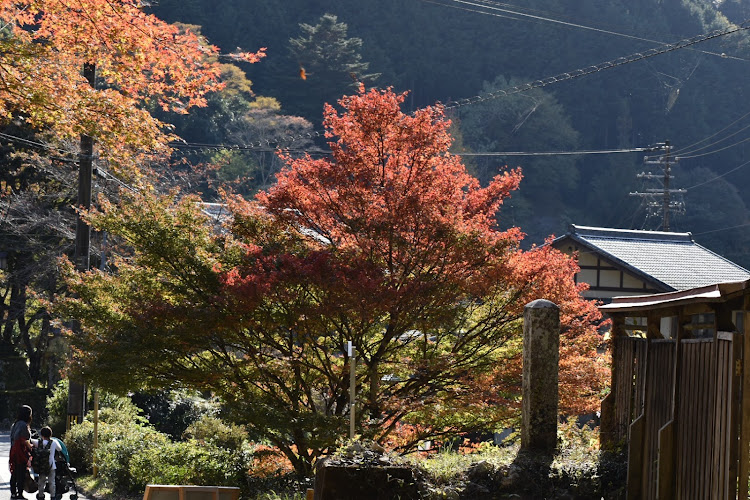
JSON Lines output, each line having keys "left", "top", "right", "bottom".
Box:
{"left": 151, "top": 0, "right": 750, "bottom": 266}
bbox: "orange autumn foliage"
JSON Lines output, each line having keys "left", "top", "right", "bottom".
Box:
{"left": 0, "top": 0, "right": 264, "bottom": 173}
{"left": 61, "top": 86, "right": 609, "bottom": 475}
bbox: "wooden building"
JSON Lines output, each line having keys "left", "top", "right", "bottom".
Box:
{"left": 552, "top": 225, "right": 750, "bottom": 302}
{"left": 600, "top": 281, "right": 750, "bottom": 499}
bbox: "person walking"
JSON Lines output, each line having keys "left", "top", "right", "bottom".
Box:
{"left": 9, "top": 405, "right": 33, "bottom": 499}
{"left": 31, "top": 427, "right": 60, "bottom": 500}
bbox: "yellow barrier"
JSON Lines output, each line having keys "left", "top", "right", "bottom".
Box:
{"left": 143, "top": 485, "right": 240, "bottom": 500}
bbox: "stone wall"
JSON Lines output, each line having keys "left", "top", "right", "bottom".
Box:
{"left": 0, "top": 353, "right": 48, "bottom": 428}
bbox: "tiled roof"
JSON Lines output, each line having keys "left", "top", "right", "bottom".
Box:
{"left": 559, "top": 225, "right": 750, "bottom": 291}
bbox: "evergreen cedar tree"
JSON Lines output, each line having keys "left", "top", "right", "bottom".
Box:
{"left": 0, "top": 0, "right": 264, "bottom": 173}
{"left": 60, "top": 86, "right": 609, "bottom": 475}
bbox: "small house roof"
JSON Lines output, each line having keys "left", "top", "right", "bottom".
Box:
{"left": 599, "top": 280, "right": 748, "bottom": 313}
{"left": 554, "top": 225, "right": 750, "bottom": 291}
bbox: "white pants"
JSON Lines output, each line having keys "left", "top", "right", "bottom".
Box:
{"left": 36, "top": 468, "right": 55, "bottom": 499}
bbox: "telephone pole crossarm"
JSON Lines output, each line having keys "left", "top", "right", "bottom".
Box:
{"left": 632, "top": 140, "right": 686, "bottom": 231}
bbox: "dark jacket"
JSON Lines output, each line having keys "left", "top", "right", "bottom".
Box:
{"left": 10, "top": 419, "right": 30, "bottom": 447}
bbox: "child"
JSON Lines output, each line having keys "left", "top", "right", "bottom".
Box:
{"left": 31, "top": 426, "right": 60, "bottom": 500}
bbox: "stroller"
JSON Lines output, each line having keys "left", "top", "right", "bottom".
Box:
{"left": 29, "top": 435, "right": 79, "bottom": 500}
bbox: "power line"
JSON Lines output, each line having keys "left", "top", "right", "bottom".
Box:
{"left": 169, "top": 130, "right": 326, "bottom": 152}
{"left": 425, "top": 0, "right": 749, "bottom": 61}
{"left": 95, "top": 166, "right": 138, "bottom": 193}
{"left": 683, "top": 158, "right": 750, "bottom": 190}
{"left": 167, "top": 14, "right": 749, "bottom": 155}
{"left": 442, "top": 20, "right": 750, "bottom": 110}
{"left": 6, "top": 20, "right": 745, "bottom": 163}
{"left": 693, "top": 222, "right": 750, "bottom": 236}
{"left": 676, "top": 135, "right": 750, "bottom": 159}
{"left": 420, "top": 0, "right": 526, "bottom": 22}
{"left": 171, "top": 140, "right": 660, "bottom": 158}
{"left": 670, "top": 109, "right": 750, "bottom": 156}
{"left": 672, "top": 122, "right": 750, "bottom": 157}
{"left": 0, "top": 132, "right": 77, "bottom": 159}
{"left": 455, "top": 147, "right": 656, "bottom": 157}
{"left": 0, "top": 5, "right": 28, "bottom": 32}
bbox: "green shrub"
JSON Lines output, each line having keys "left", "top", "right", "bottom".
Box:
{"left": 131, "top": 389, "right": 219, "bottom": 439}
{"left": 62, "top": 391, "right": 150, "bottom": 474}
{"left": 129, "top": 440, "right": 250, "bottom": 491}
{"left": 97, "top": 393, "right": 148, "bottom": 426}
{"left": 45, "top": 379, "right": 69, "bottom": 437}
{"left": 64, "top": 420, "right": 95, "bottom": 472}
{"left": 183, "top": 415, "right": 247, "bottom": 451}
{"left": 65, "top": 411, "right": 168, "bottom": 489}
{"left": 48, "top": 383, "right": 146, "bottom": 436}
{"left": 96, "top": 421, "right": 170, "bottom": 492}
{"left": 66, "top": 410, "right": 255, "bottom": 495}
{"left": 61, "top": 396, "right": 305, "bottom": 498}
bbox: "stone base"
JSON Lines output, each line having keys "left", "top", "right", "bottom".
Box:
{"left": 313, "top": 462, "right": 419, "bottom": 500}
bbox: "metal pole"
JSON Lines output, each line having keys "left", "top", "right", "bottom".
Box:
{"left": 348, "top": 341, "right": 355, "bottom": 439}
{"left": 662, "top": 140, "right": 671, "bottom": 231}
{"left": 92, "top": 389, "right": 99, "bottom": 477}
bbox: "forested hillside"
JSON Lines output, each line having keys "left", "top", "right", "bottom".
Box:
{"left": 152, "top": 0, "right": 750, "bottom": 266}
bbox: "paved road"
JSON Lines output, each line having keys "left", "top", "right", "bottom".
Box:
{"left": 0, "top": 432, "right": 88, "bottom": 500}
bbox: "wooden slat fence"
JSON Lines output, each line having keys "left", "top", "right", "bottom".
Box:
{"left": 712, "top": 332, "right": 741, "bottom": 500}
{"left": 613, "top": 337, "right": 648, "bottom": 444}
{"left": 616, "top": 332, "right": 741, "bottom": 499}
{"left": 675, "top": 338, "right": 717, "bottom": 499}
{"left": 642, "top": 339, "right": 675, "bottom": 499}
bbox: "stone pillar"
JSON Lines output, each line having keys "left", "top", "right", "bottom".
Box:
{"left": 521, "top": 299, "right": 559, "bottom": 453}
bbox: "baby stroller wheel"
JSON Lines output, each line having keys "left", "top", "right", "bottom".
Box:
{"left": 70, "top": 494, "right": 78, "bottom": 500}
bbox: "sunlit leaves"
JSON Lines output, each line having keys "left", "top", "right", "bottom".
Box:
{"left": 0, "top": 0, "right": 265, "bottom": 172}
{"left": 60, "top": 86, "right": 608, "bottom": 474}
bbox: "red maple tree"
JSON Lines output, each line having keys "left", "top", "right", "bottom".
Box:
{"left": 61, "top": 86, "right": 608, "bottom": 474}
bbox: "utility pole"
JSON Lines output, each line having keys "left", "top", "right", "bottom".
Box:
{"left": 74, "top": 62, "right": 96, "bottom": 272}
{"left": 629, "top": 140, "right": 686, "bottom": 231}
{"left": 68, "top": 62, "right": 96, "bottom": 430}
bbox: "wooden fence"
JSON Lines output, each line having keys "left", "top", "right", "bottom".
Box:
{"left": 610, "top": 333, "right": 742, "bottom": 499}
{"left": 143, "top": 485, "right": 240, "bottom": 500}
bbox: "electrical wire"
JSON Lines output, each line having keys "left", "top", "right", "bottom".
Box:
{"left": 95, "top": 166, "right": 138, "bottom": 193}
{"left": 0, "top": 132, "right": 78, "bottom": 160}
{"left": 455, "top": 147, "right": 656, "bottom": 157}
{"left": 420, "top": 0, "right": 526, "bottom": 22}
{"left": 0, "top": 131, "right": 141, "bottom": 195}
{"left": 683, "top": 158, "right": 750, "bottom": 190}
{"left": 169, "top": 130, "right": 326, "bottom": 152}
{"left": 0, "top": 5, "right": 28, "bottom": 32}
{"left": 171, "top": 139, "right": 660, "bottom": 158}
{"left": 692, "top": 222, "right": 750, "bottom": 236}
{"left": 671, "top": 121, "right": 750, "bottom": 157}
{"left": 676, "top": 135, "right": 750, "bottom": 159}
{"left": 5, "top": 12, "right": 747, "bottom": 161}
{"left": 670, "top": 109, "right": 750, "bottom": 156}
{"left": 442, "top": 20, "right": 750, "bottom": 110}
{"left": 425, "top": 0, "right": 749, "bottom": 61}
